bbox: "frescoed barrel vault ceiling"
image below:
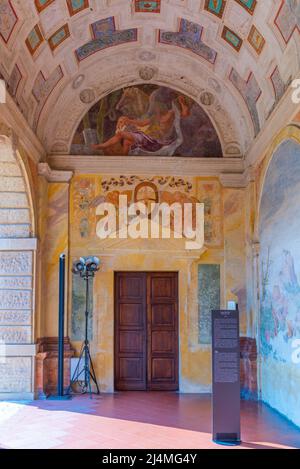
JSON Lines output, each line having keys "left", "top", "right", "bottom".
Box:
{"left": 0, "top": 0, "right": 299, "bottom": 156}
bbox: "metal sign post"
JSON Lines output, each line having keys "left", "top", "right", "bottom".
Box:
{"left": 48, "top": 254, "right": 71, "bottom": 400}
{"left": 212, "top": 308, "right": 241, "bottom": 445}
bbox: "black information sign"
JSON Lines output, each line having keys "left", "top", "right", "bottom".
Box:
{"left": 212, "top": 308, "right": 241, "bottom": 445}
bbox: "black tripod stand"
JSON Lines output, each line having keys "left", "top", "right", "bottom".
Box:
{"left": 69, "top": 257, "right": 100, "bottom": 397}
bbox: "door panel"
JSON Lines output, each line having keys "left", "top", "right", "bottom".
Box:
{"left": 115, "top": 272, "right": 178, "bottom": 391}
{"left": 119, "top": 303, "right": 143, "bottom": 327}
{"left": 151, "top": 303, "right": 175, "bottom": 327}
{"left": 147, "top": 273, "right": 179, "bottom": 390}
{"left": 119, "top": 358, "right": 144, "bottom": 382}
{"left": 115, "top": 273, "right": 146, "bottom": 390}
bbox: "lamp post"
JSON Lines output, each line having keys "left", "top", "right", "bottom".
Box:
{"left": 69, "top": 256, "right": 100, "bottom": 397}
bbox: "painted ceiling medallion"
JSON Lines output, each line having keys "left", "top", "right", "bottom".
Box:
{"left": 138, "top": 50, "right": 156, "bottom": 61}
{"left": 204, "top": 0, "right": 226, "bottom": 19}
{"left": 79, "top": 88, "right": 96, "bottom": 104}
{"left": 248, "top": 25, "right": 265, "bottom": 55}
{"left": 72, "top": 74, "right": 85, "bottom": 89}
{"left": 34, "top": 0, "right": 55, "bottom": 13}
{"left": 275, "top": 0, "right": 300, "bottom": 44}
{"left": 287, "top": 0, "right": 300, "bottom": 18}
{"left": 234, "top": 0, "right": 257, "bottom": 15}
{"left": 48, "top": 24, "right": 70, "bottom": 51}
{"left": 207, "top": 78, "right": 221, "bottom": 94}
{"left": 0, "top": 0, "right": 18, "bottom": 43}
{"left": 66, "top": 0, "right": 89, "bottom": 17}
{"left": 7, "top": 63, "right": 21, "bottom": 97}
{"left": 159, "top": 19, "right": 217, "bottom": 65}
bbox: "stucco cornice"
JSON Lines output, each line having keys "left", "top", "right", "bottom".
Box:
{"left": 0, "top": 94, "right": 45, "bottom": 163}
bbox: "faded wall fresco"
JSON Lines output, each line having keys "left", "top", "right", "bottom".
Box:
{"left": 198, "top": 264, "right": 221, "bottom": 344}
{"left": 260, "top": 139, "right": 300, "bottom": 427}
{"left": 71, "top": 85, "right": 223, "bottom": 157}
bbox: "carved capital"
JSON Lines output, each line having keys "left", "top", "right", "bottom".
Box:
{"left": 38, "top": 162, "right": 73, "bottom": 183}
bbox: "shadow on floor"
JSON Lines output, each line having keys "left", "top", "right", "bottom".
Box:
{"left": 19, "top": 392, "right": 300, "bottom": 449}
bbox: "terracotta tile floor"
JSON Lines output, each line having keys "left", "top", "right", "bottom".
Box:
{"left": 0, "top": 393, "right": 299, "bottom": 449}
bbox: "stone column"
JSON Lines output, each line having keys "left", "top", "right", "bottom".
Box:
{"left": 252, "top": 241, "right": 261, "bottom": 399}
{"left": 0, "top": 238, "right": 37, "bottom": 399}
{"left": 37, "top": 163, "right": 73, "bottom": 396}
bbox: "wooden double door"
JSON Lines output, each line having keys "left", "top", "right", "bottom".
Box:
{"left": 114, "top": 272, "right": 179, "bottom": 391}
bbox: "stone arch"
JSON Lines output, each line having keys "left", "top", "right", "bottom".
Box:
{"left": 254, "top": 125, "right": 300, "bottom": 241}
{"left": 0, "top": 129, "right": 35, "bottom": 239}
{"left": 43, "top": 49, "right": 247, "bottom": 157}
{"left": 0, "top": 121, "right": 37, "bottom": 400}
{"left": 69, "top": 82, "right": 225, "bottom": 158}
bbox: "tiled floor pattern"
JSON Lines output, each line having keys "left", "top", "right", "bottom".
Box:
{"left": 0, "top": 393, "right": 299, "bottom": 449}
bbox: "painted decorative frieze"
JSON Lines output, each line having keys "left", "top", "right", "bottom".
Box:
{"left": 0, "top": 276, "right": 32, "bottom": 289}
{"left": 234, "top": 0, "right": 256, "bottom": 15}
{"left": 0, "top": 224, "right": 30, "bottom": 238}
{"left": 198, "top": 264, "right": 221, "bottom": 344}
{"left": 71, "top": 84, "right": 223, "bottom": 157}
{"left": 48, "top": 24, "right": 70, "bottom": 51}
{"left": 247, "top": 25, "right": 265, "bottom": 55}
{"left": 32, "top": 66, "right": 64, "bottom": 129}
{"left": 274, "top": 0, "right": 300, "bottom": 44}
{"left": 7, "top": 64, "right": 22, "bottom": 98}
{"left": 26, "top": 25, "right": 44, "bottom": 56}
{"left": 75, "top": 17, "right": 138, "bottom": 62}
{"left": 204, "top": 0, "right": 226, "bottom": 19}
{"left": 66, "top": 0, "right": 89, "bottom": 17}
{"left": 0, "top": 290, "right": 32, "bottom": 310}
{"left": 101, "top": 176, "right": 193, "bottom": 193}
{"left": 0, "top": 357, "right": 32, "bottom": 392}
{"left": 229, "top": 68, "right": 261, "bottom": 136}
{"left": 270, "top": 66, "right": 288, "bottom": 103}
{"left": 34, "top": 0, "right": 55, "bottom": 13}
{"left": 135, "top": 1, "right": 161, "bottom": 13}
{"left": 159, "top": 19, "right": 217, "bottom": 65}
{"left": 0, "top": 0, "right": 18, "bottom": 43}
{"left": 0, "top": 310, "right": 31, "bottom": 325}
{"left": 221, "top": 26, "right": 242, "bottom": 52}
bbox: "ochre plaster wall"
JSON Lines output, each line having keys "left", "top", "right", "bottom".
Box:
{"left": 39, "top": 174, "right": 248, "bottom": 393}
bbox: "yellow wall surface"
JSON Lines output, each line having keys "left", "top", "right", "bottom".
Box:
{"left": 42, "top": 174, "right": 247, "bottom": 393}
{"left": 252, "top": 125, "right": 300, "bottom": 426}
